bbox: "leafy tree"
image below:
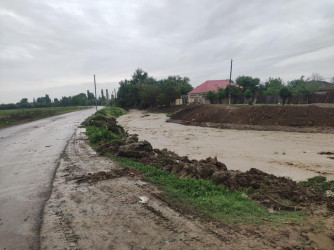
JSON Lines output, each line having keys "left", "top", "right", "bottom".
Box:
{"left": 217, "top": 88, "right": 226, "bottom": 104}
{"left": 17, "top": 98, "right": 30, "bottom": 108}
{"left": 244, "top": 89, "right": 253, "bottom": 105}
{"left": 157, "top": 81, "right": 180, "bottom": 107}
{"left": 140, "top": 85, "right": 159, "bottom": 108}
{"left": 163, "top": 76, "right": 193, "bottom": 95}
{"left": 54, "top": 98, "right": 59, "bottom": 105}
{"left": 117, "top": 80, "right": 141, "bottom": 108}
{"left": 229, "top": 85, "right": 244, "bottom": 98}
{"left": 36, "top": 94, "right": 51, "bottom": 107}
{"left": 288, "top": 76, "right": 319, "bottom": 104}
{"left": 279, "top": 87, "right": 292, "bottom": 106}
{"left": 236, "top": 76, "right": 260, "bottom": 94}
{"left": 60, "top": 96, "right": 70, "bottom": 106}
{"left": 70, "top": 93, "right": 87, "bottom": 107}
{"left": 131, "top": 68, "right": 148, "bottom": 85}
{"left": 117, "top": 69, "right": 191, "bottom": 108}
{"left": 236, "top": 76, "right": 260, "bottom": 104}
{"left": 204, "top": 91, "right": 217, "bottom": 104}
{"left": 263, "top": 77, "right": 283, "bottom": 96}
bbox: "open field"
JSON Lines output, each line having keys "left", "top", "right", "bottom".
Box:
{"left": 0, "top": 106, "right": 91, "bottom": 129}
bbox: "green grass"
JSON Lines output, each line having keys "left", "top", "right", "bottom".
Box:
{"left": 84, "top": 107, "right": 128, "bottom": 144}
{"left": 299, "top": 176, "right": 334, "bottom": 192}
{"left": 114, "top": 157, "right": 304, "bottom": 225}
{"left": 95, "top": 106, "right": 127, "bottom": 118}
{"left": 0, "top": 106, "right": 91, "bottom": 128}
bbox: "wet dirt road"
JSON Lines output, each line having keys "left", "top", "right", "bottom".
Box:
{"left": 0, "top": 108, "right": 97, "bottom": 250}
{"left": 118, "top": 110, "right": 334, "bottom": 181}
{"left": 41, "top": 129, "right": 237, "bottom": 249}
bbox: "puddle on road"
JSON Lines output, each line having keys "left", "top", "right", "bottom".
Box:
{"left": 118, "top": 110, "right": 334, "bottom": 181}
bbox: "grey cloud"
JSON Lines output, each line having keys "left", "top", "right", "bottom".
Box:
{"left": 1, "top": 0, "right": 334, "bottom": 103}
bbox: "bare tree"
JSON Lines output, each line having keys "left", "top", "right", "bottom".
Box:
{"left": 308, "top": 73, "right": 324, "bottom": 81}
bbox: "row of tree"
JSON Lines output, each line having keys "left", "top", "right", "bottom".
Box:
{"left": 117, "top": 69, "right": 193, "bottom": 108}
{"left": 204, "top": 73, "right": 327, "bottom": 105}
{"left": 0, "top": 90, "right": 112, "bottom": 110}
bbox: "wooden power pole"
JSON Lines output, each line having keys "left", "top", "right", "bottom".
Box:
{"left": 94, "top": 75, "right": 97, "bottom": 112}
{"left": 228, "top": 59, "right": 233, "bottom": 105}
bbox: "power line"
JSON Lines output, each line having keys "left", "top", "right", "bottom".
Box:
{"left": 235, "top": 39, "right": 334, "bottom": 63}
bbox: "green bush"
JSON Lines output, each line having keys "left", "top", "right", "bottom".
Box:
{"left": 299, "top": 176, "right": 334, "bottom": 192}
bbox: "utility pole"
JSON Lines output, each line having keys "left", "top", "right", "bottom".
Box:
{"left": 94, "top": 75, "right": 97, "bottom": 112}
{"left": 228, "top": 59, "right": 233, "bottom": 105}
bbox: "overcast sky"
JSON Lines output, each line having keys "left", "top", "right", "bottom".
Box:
{"left": 1, "top": 0, "right": 333, "bottom": 103}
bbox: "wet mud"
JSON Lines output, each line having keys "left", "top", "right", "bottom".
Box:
{"left": 41, "top": 128, "right": 334, "bottom": 249}
{"left": 118, "top": 110, "right": 334, "bottom": 181}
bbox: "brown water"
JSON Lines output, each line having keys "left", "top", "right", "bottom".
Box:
{"left": 118, "top": 110, "right": 334, "bottom": 181}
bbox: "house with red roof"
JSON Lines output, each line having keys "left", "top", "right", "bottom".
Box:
{"left": 188, "top": 80, "right": 241, "bottom": 104}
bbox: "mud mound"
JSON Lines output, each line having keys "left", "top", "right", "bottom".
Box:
{"left": 212, "top": 168, "right": 321, "bottom": 210}
{"left": 96, "top": 135, "right": 327, "bottom": 210}
{"left": 170, "top": 105, "right": 334, "bottom": 130}
{"left": 72, "top": 168, "right": 141, "bottom": 184}
{"left": 115, "top": 139, "right": 227, "bottom": 180}
{"left": 83, "top": 115, "right": 126, "bottom": 135}
{"left": 85, "top": 113, "right": 330, "bottom": 210}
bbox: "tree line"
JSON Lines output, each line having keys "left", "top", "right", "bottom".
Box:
{"left": 117, "top": 69, "right": 193, "bottom": 108}
{"left": 0, "top": 90, "right": 113, "bottom": 110}
{"left": 204, "top": 73, "right": 330, "bottom": 105}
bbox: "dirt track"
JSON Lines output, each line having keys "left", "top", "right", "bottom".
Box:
{"left": 41, "top": 128, "right": 334, "bottom": 249}
{"left": 41, "top": 129, "right": 229, "bottom": 249}
{"left": 118, "top": 110, "right": 334, "bottom": 181}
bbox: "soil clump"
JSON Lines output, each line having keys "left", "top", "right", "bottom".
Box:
{"left": 169, "top": 104, "right": 334, "bottom": 133}
{"left": 94, "top": 113, "right": 331, "bottom": 211}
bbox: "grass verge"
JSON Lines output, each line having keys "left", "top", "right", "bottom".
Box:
{"left": 113, "top": 156, "right": 304, "bottom": 224}
{"left": 0, "top": 106, "right": 91, "bottom": 129}
{"left": 299, "top": 176, "right": 334, "bottom": 192}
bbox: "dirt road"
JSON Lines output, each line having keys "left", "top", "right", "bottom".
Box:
{"left": 0, "top": 108, "right": 97, "bottom": 249}
{"left": 41, "top": 129, "right": 231, "bottom": 249}
{"left": 118, "top": 110, "right": 334, "bottom": 181}
{"left": 41, "top": 127, "right": 334, "bottom": 249}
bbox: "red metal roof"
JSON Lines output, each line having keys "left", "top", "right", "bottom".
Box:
{"left": 188, "top": 80, "right": 240, "bottom": 94}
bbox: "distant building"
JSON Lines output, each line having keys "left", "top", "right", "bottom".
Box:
{"left": 315, "top": 81, "right": 334, "bottom": 94}
{"left": 188, "top": 80, "right": 240, "bottom": 104}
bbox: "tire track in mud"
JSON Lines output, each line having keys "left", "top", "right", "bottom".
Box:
{"left": 40, "top": 128, "right": 334, "bottom": 249}
{"left": 40, "top": 128, "right": 235, "bottom": 249}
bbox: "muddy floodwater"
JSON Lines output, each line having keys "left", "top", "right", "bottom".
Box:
{"left": 118, "top": 110, "right": 334, "bottom": 181}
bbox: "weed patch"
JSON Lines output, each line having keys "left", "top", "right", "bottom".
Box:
{"left": 115, "top": 157, "right": 303, "bottom": 224}
{"left": 299, "top": 176, "right": 334, "bottom": 192}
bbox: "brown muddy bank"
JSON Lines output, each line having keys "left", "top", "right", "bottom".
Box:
{"left": 169, "top": 104, "right": 334, "bottom": 133}
{"left": 95, "top": 114, "right": 332, "bottom": 211}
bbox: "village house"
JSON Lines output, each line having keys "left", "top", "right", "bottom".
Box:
{"left": 187, "top": 80, "right": 240, "bottom": 104}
